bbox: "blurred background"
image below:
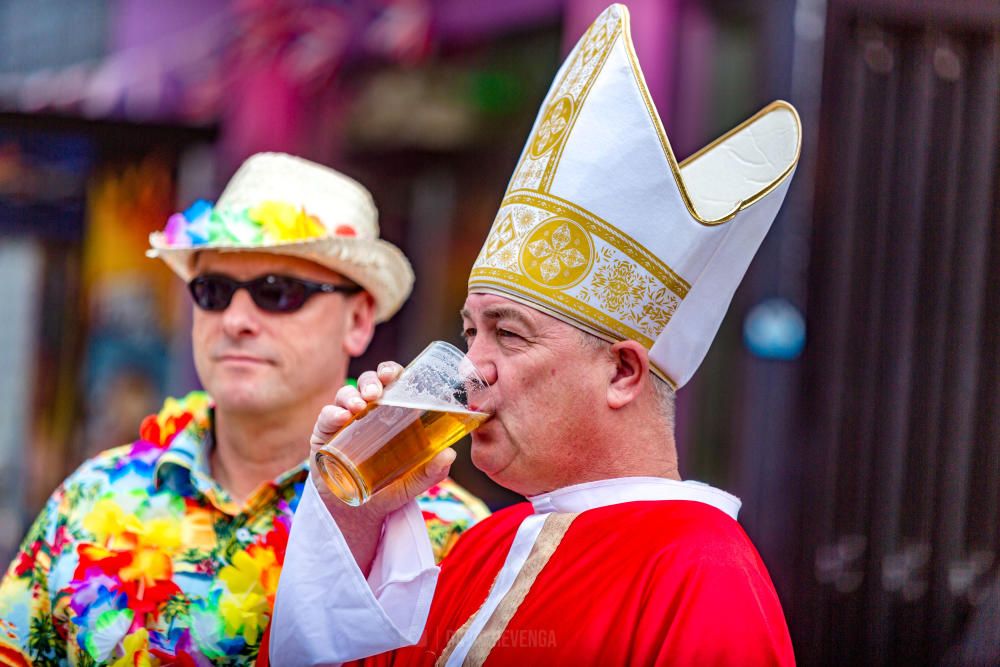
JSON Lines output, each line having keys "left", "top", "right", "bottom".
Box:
{"left": 0, "top": 0, "right": 997, "bottom": 663}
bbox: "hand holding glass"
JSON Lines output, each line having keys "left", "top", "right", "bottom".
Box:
{"left": 315, "top": 341, "right": 492, "bottom": 506}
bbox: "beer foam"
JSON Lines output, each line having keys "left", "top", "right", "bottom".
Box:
{"left": 377, "top": 342, "right": 490, "bottom": 415}
{"left": 377, "top": 396, "right": 488, "bottom": 418}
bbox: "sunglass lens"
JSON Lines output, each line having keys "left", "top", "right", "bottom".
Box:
{"left": 252, "top": 275, "right": 308, "bottom": 312}
{"left": 190, "top": 276, "right": 235, "bottom": 311}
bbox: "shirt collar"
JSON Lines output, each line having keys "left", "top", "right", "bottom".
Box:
{"left": 526, "top": 476, "right": 741, "bottom": 519}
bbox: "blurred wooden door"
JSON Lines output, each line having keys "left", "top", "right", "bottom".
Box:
{"left": 791, "top": 1, "right": 1000, "bottom": 664}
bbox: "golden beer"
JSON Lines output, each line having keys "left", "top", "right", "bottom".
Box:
{"left": 315, "top": 399, "right": 490, "bottom": 506}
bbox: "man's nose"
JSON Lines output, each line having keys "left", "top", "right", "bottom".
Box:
{"left": 465, "top": 339, "right": 498, "bottom": 387}
{"left": 220, "top": 288, "right": 261, "bottom": 337}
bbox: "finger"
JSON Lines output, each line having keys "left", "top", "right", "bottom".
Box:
{"left": 421, "top": 448, "right": 456, "bottom": 486}
{"left": 311, "top": 404, "right": 352, "bottom": 449}
{"left": 377, "top": 361, "right": 404, "bottom": 386}
{"left": 400, "top": 448, "right": 456, "bottom": 498}
{"left": 335, "top": 384, "right": 367, "bottom": 413}
{"left": 357, "top": 370, "right": 383, "bottom": 401}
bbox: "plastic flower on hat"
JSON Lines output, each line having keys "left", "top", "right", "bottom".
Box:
{"left": 167, "top": 200, "right": 213, "bottom": 246}
{"left": 209, "top": 208, "right": 263, "bottom": 246}
{"left": 249, "top": 201, "right": 326, "bottom": 243}
{"left": 162, "top": 197, "right": 329, "bottom": 248}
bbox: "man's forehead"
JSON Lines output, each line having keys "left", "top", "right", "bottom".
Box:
{"left": 461, "top": 292, "right": 572, "bottom": 332}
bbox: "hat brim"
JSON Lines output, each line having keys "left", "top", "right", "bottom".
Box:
{"left": 148, "top": 234, "right": 414, "bottom": 323}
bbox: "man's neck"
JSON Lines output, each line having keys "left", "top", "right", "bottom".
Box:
{"left": 210, "top": 401, "right": 324, "bottom": 505}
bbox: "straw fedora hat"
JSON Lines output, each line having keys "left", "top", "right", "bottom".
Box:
{"left": 148, "top": 153, "right": 414, "bottom": 322}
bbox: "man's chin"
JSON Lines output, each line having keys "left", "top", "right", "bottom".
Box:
{"left": 209, "top": 383, "right": 276, "bottom": 415}
{"left": 469, "top": 438, "right": 510, "bottom": 478}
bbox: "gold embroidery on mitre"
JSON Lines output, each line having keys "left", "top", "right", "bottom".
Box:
{"left": 529, "top": 96, "right": 574, "bottom": 158}
{"left": 508, "top": 11, "right": 620, "bottom": 195}
{"left": 481, "top": 206, "right": 543, "bottom": 271}
{"left": 505, "top": 191, "right": 690, "bottom": 299}
{"left": 484, "top": 213, "right": 516, "bottom": 258}
{"left": 578, "top": 247, "right": 681, "bottom": 338}
{"left": 580, "top": 20, "right": 612, "bottom": 65}
{"left": 518, "top": 218, "right": 593, "bottom": 289}
{"left": 471, "top": 193, "right": 688, "bottom": 348}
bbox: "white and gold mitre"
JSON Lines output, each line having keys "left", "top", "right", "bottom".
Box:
{"left": 468, "top": 3, "right": 801, "bottom": 388}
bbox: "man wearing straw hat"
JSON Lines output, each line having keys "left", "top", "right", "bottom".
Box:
{"left": 266, "top": 4, "right": 799, "bottom": 665}
{"left": 0, "top": 154, "right": 487, "bottom": 666}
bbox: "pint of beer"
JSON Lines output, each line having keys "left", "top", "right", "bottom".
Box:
{"left": 315, "top": 341, "right": 491, "bottom": 506}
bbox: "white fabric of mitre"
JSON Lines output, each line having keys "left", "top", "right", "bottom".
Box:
{"left": 650, "top": 173, "right": 796, "bottom": 388}
{"left": 550, "top": 36, "right": 717, "bottom": 281}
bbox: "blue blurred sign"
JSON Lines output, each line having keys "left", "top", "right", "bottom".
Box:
{"left": 743, "top": 297, "right": 806, "bottom": 360}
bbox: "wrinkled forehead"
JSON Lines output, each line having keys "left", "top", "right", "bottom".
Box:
{"left": 191, "top": 249, "right": 348, "bottom": 283}
{"left": 462, "top": 291, "right": 578, "bottom": 333}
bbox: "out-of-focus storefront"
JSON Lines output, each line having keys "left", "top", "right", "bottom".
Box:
{"left": 1, "top": 0, "right": 789, "bottom": 539}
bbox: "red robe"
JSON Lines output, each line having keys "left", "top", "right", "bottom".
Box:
{"left": 259, "top": 500, "right": 793, "bottom": 665}
{"left": 374, "top": 500, "right": 791, "bottom": 665}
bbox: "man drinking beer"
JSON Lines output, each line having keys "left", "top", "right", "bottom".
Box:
{"left": 267, "top": 4, "right": 800, "bottom": 664}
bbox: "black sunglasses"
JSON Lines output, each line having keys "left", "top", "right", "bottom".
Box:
{"left": 188, "top": 273, "right": 362, "bottom": 313}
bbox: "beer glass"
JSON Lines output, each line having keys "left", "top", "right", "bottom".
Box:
{"left": 315, "top": 341, "right": 492, "bottom": 506}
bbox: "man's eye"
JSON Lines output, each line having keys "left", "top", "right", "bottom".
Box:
{"left": 462, "top": 328, "right": 476, "bottom": 341}
{"left": 497, "top": 329, "right": 520, "bottom": 339}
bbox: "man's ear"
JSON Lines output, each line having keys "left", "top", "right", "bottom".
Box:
{"left": 343, "top": 292, "right": 376, "bottom": 357}
{"left": 606, "top": 340, "right": 650, "bottom": 410}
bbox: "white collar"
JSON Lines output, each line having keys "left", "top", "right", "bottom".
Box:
{"left": 527, "top": 477, "right": 741, "bottom": 519}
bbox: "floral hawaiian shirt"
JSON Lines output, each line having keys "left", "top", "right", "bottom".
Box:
{"left": 0, "top": 392, "right": 489, "bottom": 666}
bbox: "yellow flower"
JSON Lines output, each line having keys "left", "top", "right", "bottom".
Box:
{"left": 83, "top": 500, "right": 144, "bottom": 549}
{"left": 220, "top": 591, "right": 270, "bottom": 645}
{"left": 218, "top": 548, "right": 277, "bottom": 596}
{"left": 110, "top": 628, "right": 152, "bottom": 667}
{"left": 120, "top": 546, "right": 173, "bottom": 588}
{"left": 250, "top": 201, "right": 326, "bottom": 243}
{"left": 217, "top": 544, "right": 283, "bottom": 643}
{"left": 137, "top": 518, "right": 181, "bottom": 552}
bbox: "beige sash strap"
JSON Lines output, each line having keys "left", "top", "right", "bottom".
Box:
{"left": 435, "top": 512, "right": 579, "bottom": 667}
{"left": 435, "top": 606, "right": 480, "bottom": 667}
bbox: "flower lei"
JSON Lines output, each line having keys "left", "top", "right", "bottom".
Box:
{"left": 64, "top": 391, "right": 295, "bottom": 663}
{"left": 138, "top": 391, "right": 212, "bottom": 449}
{"left": 162, "top": 199, "right": 357, "bottom": 248}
